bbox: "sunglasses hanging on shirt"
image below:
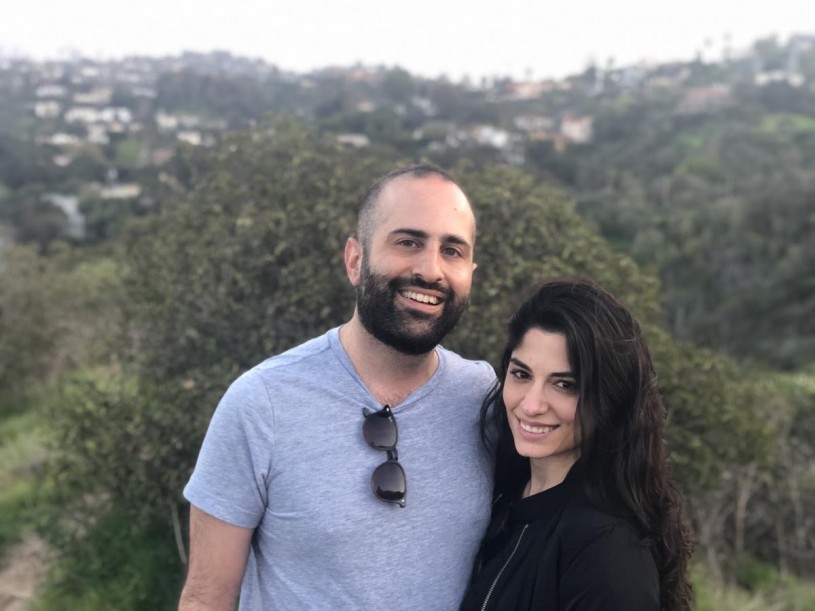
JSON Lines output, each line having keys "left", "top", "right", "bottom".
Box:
{"left": 362, "top": 405, "right": 407, "bottom": 507}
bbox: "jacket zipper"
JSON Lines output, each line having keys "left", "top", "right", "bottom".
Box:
{"left": 480, "top": 523, "right": 528, "bottom": 611}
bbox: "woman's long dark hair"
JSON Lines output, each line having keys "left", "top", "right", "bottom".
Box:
{"left": 481, "top": 278, "right": 693, "bottom": 610}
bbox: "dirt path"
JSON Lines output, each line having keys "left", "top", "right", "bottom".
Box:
{"left": 0, "top": 535, "right": 50, "bottom": 611}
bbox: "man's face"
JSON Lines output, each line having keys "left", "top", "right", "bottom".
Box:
{"left": 351, "top": 175, "right": 477, "bottom": 355}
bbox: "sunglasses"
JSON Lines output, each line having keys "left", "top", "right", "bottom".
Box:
{"left": 362, "top": 405, "right": 407, "bottom": 507}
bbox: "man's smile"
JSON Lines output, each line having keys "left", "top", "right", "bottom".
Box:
{"left": 400, "top": 290, "right": 442, "bottom": 305}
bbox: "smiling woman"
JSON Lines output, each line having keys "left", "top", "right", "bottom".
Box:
{"left": 502, "top": 328, "right": 580, "bottom": 495}
{"left": 460, "top": 278, "right": 693, "bottom": 611}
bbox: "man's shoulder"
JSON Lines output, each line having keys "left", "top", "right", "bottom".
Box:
{"left": 437, "top": 346, "right": 495, "bottom": 380}
{"left": 251, "top": 329, "right": 336, "bottom": 375}
{"left": 224, "top": 330, "right": 337, "bottom": 398}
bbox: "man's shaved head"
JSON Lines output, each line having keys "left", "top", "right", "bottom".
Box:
{"left": 356, "top": 164, "right": 470, "bottom": 249}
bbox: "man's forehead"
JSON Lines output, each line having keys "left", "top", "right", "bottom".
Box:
{"left": 375, "top": 175, "right": 474, "bottom": 226}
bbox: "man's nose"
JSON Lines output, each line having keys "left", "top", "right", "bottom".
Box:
{"left": 412, "top": 249, "right": 443, "bottom": 284}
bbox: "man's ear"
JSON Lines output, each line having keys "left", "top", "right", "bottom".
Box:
{"left": 472, "top": 262, "right": 478, "bottom": 273}
{"left": 344, "top": 237, "right": 363, "bottom": 286}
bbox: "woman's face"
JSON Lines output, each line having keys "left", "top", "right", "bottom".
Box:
{"left": 503, "top": 328, "right": 580, "bottom": 470}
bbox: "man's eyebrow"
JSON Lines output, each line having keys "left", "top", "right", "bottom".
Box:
{"left": 389, "top": 228, "right": 429, "bottom": 240}
{"left": 444, "top": 234, "right": 472, "bottom": 248}
{"left": 388, "top": 228, "right": 473, "bottom": 249}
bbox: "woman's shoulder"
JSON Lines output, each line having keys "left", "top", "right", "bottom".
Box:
{"left": 556, "top": 490, "right": 648, "bottom": 555}
{"left": 552, "top": 490, "right": 660, "bottom": 608}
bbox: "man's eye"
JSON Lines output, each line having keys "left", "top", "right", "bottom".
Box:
{"left": 442, "top": 247, "right": 462, "bottom": 257}
{"left": 398, "top": 239, "right": 418, "bottom": 247}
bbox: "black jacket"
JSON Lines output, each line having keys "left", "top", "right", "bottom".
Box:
{"left": 460, "top": 467, "right": 660, "bottom": 611}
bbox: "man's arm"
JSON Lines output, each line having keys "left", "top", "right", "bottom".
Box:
{"left": 178, "top": 505, "right": 254, "bottom": 611}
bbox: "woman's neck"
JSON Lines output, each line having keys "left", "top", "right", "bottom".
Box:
{"left": 524, "top": 454, "right": 578, "bottom": 498}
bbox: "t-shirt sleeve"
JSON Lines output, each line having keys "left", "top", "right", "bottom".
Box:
{"left": 183, "top": 368, "right": 275, "bottom": 529}
{"left": 559, "top": 522, "right": 660, "bottom": 611}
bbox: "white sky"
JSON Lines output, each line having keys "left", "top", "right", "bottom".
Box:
{"left": 1, "top": 0, "right": 812, "bottom": 80}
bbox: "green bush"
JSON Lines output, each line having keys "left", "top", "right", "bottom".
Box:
{"left": 33, "top": 510, "right": 183, "bottom": 611}
{"left": 734, "top": 555, "right": 781, "bottom": 593}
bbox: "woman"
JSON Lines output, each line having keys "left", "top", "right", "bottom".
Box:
{"left": 460, "top": 278, "right": 693, "bottom": 611}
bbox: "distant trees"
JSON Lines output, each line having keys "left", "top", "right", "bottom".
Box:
{"left": 560, "top": 92, "right": 815, "bottom": 369}
{"left": 0, "top": 243, "right": 120, "bottom": 411}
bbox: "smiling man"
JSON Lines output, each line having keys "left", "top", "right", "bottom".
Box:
{"left": 179, "top": 165, "right": 496, "bottom": 611}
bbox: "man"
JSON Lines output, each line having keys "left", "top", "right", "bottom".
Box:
{"left": 179, "top": 164, "right": 495, "bottom": 610}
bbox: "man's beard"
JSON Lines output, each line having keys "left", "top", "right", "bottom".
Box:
{"left": 355, "top": 257, "right": 469, "bottom": 356}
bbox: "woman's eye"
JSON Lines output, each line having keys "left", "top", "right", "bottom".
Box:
{"left": 509, "top": 368, "right": 529, "bottom": 380}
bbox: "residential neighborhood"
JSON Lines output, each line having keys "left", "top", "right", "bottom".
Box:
{"left": 0, "top": 33, "right": 813, "bottom": 245}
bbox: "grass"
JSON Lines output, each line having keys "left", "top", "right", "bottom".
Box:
{"left": 0, "top": 409, "right": 49, "bottom": 556}
{"left": 760, "top": 113, "right": 815, "bottom": 135}
{"left": 1, "top": 398, "right": 184, "bottom": 610}
{"left": 693, "top": 563, "right": 815, "bottom": 611}
{"left": 31, "top": 510, "right": 184, "bottom": 611}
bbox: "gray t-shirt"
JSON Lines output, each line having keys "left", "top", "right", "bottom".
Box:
{"left": 184, "top": 327, "right": 496, "bottom": 610}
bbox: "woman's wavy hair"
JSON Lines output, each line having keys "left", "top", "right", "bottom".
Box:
{"left": 481, "top": 278, "right": 693, "bottom": 610}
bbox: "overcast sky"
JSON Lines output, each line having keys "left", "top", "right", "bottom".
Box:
{"left": 2, "top": 0, "right": 812, "bottom": 80}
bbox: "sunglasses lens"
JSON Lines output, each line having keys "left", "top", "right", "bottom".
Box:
{"left": 371, "top": 460, "right": 406, "bottom": 506}
{"left": 363, "top": 409, "right": 397, "bottom": 450}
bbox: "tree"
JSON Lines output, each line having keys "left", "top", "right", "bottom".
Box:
{"left": 0, "top": 244, "right": 121, "bottom": 412}
{"left": 381, "top": 67, "right": 415, "bottom": 103}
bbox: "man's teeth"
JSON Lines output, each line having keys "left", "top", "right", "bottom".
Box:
{"left": 520, "top": 422, "right": 558, "bottom": 434}
{"left": 402, "top": 290, "right": 440, "bottom": 305}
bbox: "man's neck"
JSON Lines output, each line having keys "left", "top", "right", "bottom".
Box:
{"left": 339, "top": 316, "right": 439, "bottom": 407}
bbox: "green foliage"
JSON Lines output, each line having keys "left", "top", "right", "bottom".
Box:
{"left": 47, "top": 369, "right": 200, "bottom": 524}
{"left": 734, "top": 555, "right": 781, "bottom": 593}
{"left": 33, "top": 510, "right": 183, "bottom": 611}
{"left": 11, "top": 187, "right": 68, "bottom": 252}
{"left": 692, "top": 562, "right": 815, "bottom": 611}
{"left": 0, "top": 477, "right": 43, "bottom": 554}
{"left": 653, "top": 337, "right": 776, "bottom": 491}
{"left": 381, "top": 67, "right": 416, "bottom": 103}
{"left": 79, "top": 197, "right": 141, "bottom": 244}
{"left": 0, "top": 245, "right": 64, "bottom": 407}
{"left": 0, "top": 244, "right": 122, "bottom": 411}
{"left": 113, "top": 138, "right": 144, "bottom": 169}
{"left": 569, "top": 94, "right": 815, "bottom": 369}
{"left": 760, "top": 113, "right": 815, "bottom": 135}
{"left": 0, "top": 408, "right": 53, "bottom": 558}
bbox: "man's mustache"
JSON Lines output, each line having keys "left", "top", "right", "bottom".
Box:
{"left": 390, "top": 276, "right": 452, "bottom": 299}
